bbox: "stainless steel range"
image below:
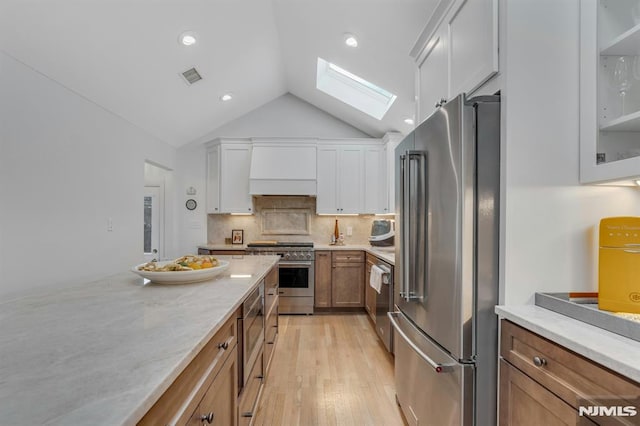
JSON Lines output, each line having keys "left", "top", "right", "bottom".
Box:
{"left": 246, "top": 242, "right": 314, "bottom": 314}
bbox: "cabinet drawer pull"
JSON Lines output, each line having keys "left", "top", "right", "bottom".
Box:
{"left": 200, "top": 412, "right": 214, "bottom": 424}
{"left": 242, "top": 412, "right": 253, "bottom": 418}
{"left": 217, "top": 341, "right": 229, "bottom": 350}
{"left": 532, "top": 356, "right": 547, "bottom": 367}
{"left": 256, "top": 374, "right": 264, "bottom": 380}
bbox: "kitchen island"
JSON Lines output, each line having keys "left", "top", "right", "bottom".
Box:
{"left": 0, "top": 255, "right": 279, "bottom": 426}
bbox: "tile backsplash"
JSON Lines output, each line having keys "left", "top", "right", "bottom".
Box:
{"left": 207, "top": 196, "right": 385, "bottom": 245}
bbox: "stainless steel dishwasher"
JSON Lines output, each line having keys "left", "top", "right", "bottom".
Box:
{"left": 374, "top": 259, "right": 394, "bottom": 353}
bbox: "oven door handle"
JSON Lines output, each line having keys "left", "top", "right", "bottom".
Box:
{"left": 279, "top": 262, "right": 312, "bottom": 267}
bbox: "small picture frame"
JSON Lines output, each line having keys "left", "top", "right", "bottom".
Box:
{"left": 231, "top": 229, "right": 244, "bottom": 245}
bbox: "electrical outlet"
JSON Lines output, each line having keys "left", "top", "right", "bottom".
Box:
{"left": 107, "top": 218, "right": 113, "bottom": 232}
{"left": 347, "top": 226, "right": 353, "bottom": 236}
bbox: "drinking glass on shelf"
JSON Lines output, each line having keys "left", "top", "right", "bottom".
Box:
{"left": 633, "top": 56, "right": 640, "bottom": 81}
{"left": 613, "top": 56, "right": 632, "bottom": 116}
{"left": 633, "top": 1, "right": 640, "bottom": 25}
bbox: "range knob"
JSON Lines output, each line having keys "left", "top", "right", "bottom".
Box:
{"left": 291, "top": 252, "right": 299, "bottom": 260}
{"left": 283, "top": 253, "right": 290, "bottom": 260}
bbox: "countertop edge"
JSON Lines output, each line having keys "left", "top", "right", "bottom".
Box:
{"left": 495, "top": 305, "right": 640, "bottom": 383}
{"left": 125, "top": 257, "right": 278, "bottom": 425}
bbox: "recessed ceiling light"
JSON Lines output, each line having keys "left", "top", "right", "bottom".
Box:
{"left": 404, "top": 118, "right": 415, "bottom": 125}
{"left": 179, "top": 31, "right": 197, "bottom": 46}
{"left": 220, "top": 93, "right": 233, "bottom": 101}
{"left": 344, "top": 33, "right": 358, "bottom": 48}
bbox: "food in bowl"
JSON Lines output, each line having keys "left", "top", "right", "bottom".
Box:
{"left": 137, "top": 255, "right": 220, "bottom": 272}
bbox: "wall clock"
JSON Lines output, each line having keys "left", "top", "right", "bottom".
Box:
{"left": 185, "top": 199, "right": 197, "bottom": 211}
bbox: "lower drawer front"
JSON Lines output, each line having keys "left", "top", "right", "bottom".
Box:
{"left": 499, "top": 359, "right": 595, "bottom": 426}
{"left": 500, "top": 320, "right": 640, "bottom": 410}
{"left": 239, "top": 348, "right": 264, "bottom": 425}
{"left": 332, "top": 251, "right": 364, "bottom": 263}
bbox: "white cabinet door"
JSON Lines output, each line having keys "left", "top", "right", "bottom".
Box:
{"left": 317, "top": 144, "right": 366, "bottom": 214}
{"left": 206, "top": 145, "right": 220, "bottom": 214}
{"left": 364, "top": 145, "right": 384, "bottom": 214}
{"left": 220, "top": 144, "right": 253, "bottom": 213}
{"left": 416, "top": 26, "right": 449, "bottom": 123}
{"left": 447, "top": 0, "right": 498, "bottom": 96}
{"left": 339, "top": 147, "right": 364, "bottom": 214}
{"left": 316, "top": 146, "right": 339, "bottom": 214}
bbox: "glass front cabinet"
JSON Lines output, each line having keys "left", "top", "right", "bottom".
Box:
{"left": 581, "top": 0, "right": 640, "bottom": 184}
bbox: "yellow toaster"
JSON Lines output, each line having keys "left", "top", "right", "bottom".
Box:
{"left": 599, "top": 217, "right": 640, "bottom": 314}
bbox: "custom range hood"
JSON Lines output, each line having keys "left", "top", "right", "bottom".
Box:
{"left": 249, "top": 141, "right": 317, "bottom": 195}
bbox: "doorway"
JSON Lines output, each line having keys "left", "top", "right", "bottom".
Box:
{"left": 144, "top": 185, "right": 163, "bottom": 262}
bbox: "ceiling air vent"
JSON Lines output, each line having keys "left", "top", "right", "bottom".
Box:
{"left": 181, "top": 67, "right": 202, "bottom": 85}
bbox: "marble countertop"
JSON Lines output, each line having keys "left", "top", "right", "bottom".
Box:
{"left": 0, "top": 255, "right": 279, "bottom": 426}
{"left": 199, "top": 243, "right": 395, "bottom": 265}
{"left": 496, "top": 305, "right": 640, "bottom": 383}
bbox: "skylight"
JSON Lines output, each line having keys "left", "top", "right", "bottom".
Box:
{"left": 316, "top": 57, "right": 397, "bottom": 120}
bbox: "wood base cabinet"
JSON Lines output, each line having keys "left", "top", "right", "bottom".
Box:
{"left": 188, "top": 346, "right": 238, "bottom": 426}
{"left": 314, "top": 250, "right": 365, "bottom": 309}
{"left": 499, "top": 320, "right": 640, "bottom": 425}
{"left": 314, "top": 251, "right": 332, "bottom": 308}
{"left": 500, "top": 359, "right": 594, "bottom": 426}
{"left": 138, "top": 311, "right": 239, "bottom": 426}
{"left": 331, "top": 251, "right": 364, "bottom": 308}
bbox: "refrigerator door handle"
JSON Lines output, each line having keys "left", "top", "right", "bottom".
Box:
{"left": 403, "top": 150, "right": 427, "bottom": 302}
{"left": 400, "top": 153, "right": 410, "bottom": 301}
{"left": 388, "top": 312, "right": 455, "bottom": 373}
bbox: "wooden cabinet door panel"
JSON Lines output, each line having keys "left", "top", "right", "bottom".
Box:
{"left": 314, "top": 251, "right": 332, "bottom": 307}
{"left": 331, "top": 263, "right": 364, "bottom": 307}
{"left": 499, "top": 359, "right": 595, "bottom": 426}
{"left": 188, "top": 346, "right": 238, "bottom": 426}
{"left": 501, "top": 320, "right": 640, "bottom": 410}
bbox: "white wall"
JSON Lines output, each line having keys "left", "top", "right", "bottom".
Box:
{"left": 192, "top": 93, "right": 371, "bottom": 144}
{"left": 175, "top": 93, "right": 373, "bottom": 254}
{"left": 501, "top": 0, "right": 640, "bottom": 305}
{"left": 0, "top": 52, "right": 176, "bottom": 297}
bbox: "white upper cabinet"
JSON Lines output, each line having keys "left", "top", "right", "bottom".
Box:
{"left": 448, "top": 0, "right": 499, "bottom": 97}
{"left": 416, "top": 26, "right": 449, "bottom": 123}
{"left": 206, "top": 140, "right": 253, "bottom": 214}
{"left": 339, "top": 147, "right": 365, "bottom": 214}
{"left": 316, "top": 146, "right": 340, "bottom": 214}
{"left": 317, "top": 144, "right": 364, "bottom": 214}
{"left": 412, "top": 0, "right": 498, "bottom": 124}
{"left": 580, "top": 0, "right": 640, "bottom": 184}
{"left": 206, "top": 144, "right": 221, "bottom": 214}
{"left": 364, "top": 145, "right": 385, "bottom": 214}
{"left": 317, "top": 141, "right": 386, "bottom": 215}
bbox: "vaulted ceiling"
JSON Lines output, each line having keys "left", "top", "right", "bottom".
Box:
{"left": 0, "top": 0, "right": 436, "bottom": 147}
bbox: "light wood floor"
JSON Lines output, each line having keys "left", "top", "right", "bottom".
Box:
{"left": 253, "top": 313, "right": 406, "bottom": 426}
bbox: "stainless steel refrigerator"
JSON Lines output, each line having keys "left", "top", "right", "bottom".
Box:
{"left": 389, "top": 93, "right": 500, "bottom": 426}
